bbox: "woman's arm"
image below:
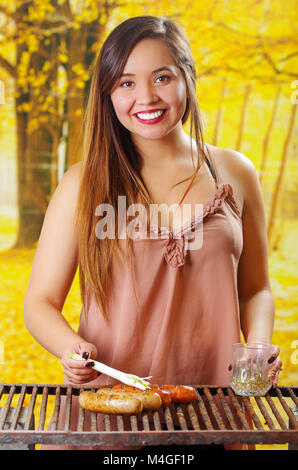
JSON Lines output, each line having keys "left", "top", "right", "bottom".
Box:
{"left": 233, "top": 152, "right": 282, "bottom": 383}
{"left": 24, "top": 162, "right": 97, "bottom": 383}
{"left": 236, "top": 156, "right": 274, "bottom": 343}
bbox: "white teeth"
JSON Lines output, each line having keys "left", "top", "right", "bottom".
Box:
{"left": 136, "top": 110, "right": 165, "bottom": 120}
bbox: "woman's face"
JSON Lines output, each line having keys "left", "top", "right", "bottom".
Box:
{"left": 110, "top": 38, "right": 188, "bottom": 143}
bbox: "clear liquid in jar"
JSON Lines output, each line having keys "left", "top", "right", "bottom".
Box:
{"left": 230, "top": 377, "right": 272, "bottom": 396}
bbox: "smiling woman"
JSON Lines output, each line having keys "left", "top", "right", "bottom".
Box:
{"left": 75, "top": 16, "right": 208, "bottom": 322}
{"left": 110, "top": 49, "right": 186, "bottom": 133}
{"left": 24, "top": 15, "right": 282, "bottom": 451}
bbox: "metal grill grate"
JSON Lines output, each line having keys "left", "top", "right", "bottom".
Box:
{"left": 0, "top": 383, "right": 297, "bottom": 449}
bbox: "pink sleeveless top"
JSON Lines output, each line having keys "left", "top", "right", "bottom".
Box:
{"left": 42, "top": 153, "right": 250, "bottom": 450}
{"left": 78, "top": 152, "right": 243, "bottom": 388}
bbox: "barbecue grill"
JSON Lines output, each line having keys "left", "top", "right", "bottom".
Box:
{"left": 0, "top": 383, "right": 297, "bottom": 450}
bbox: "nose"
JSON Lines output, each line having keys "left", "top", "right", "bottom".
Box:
{"left": 136, "top": 81, "right": 159, "bottom": 105}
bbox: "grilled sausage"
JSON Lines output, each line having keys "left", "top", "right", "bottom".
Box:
{"left": 159, "top": 385, "right": 198, "bottom": 403}
{"left": 111, "top": 384, "right": 197, "bottom": 405}
{"left": 148, "top": 384, "right": 171, "bottom": 406}
{"left": 149, "top": 384, "right": 197, "bottom": 403}
{"left": 112, "top": 385, "right": 162, "bottom": 410}
{"left": 79, "top": 389, "right": 143, "bottom": 414}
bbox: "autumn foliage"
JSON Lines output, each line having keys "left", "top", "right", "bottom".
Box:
{"left": 0, "top": 0, "right": 297, "bottom": 450}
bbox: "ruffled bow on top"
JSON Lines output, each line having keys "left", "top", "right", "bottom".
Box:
{"left": 153, "top": 183, "right": 240, "bottom": 267}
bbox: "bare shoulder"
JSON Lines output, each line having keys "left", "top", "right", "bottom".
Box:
{"left": 56, "top": 161, "right": 82, "bottom": 192}
{"left": 64, "top": 160, "right": 82, "bottom": 176}
{"left": 40, "top": 161, "right": 83, "bottom": 241}
{"left": 50, "top": 161, "right": 82, "bottom": 212}
{"left": 205, "top": 144, "right": 260, "bottom": 216}
{"left": 206, "top": 143, "right": 257, "bottom": 181}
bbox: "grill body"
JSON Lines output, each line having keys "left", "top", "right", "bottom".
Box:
{"left": 0, "top": 383, "right": 297, "bottom": 449}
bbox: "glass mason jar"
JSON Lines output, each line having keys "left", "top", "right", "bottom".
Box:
{"left": 230, "top": 342, "right": 275, "bottom": 396}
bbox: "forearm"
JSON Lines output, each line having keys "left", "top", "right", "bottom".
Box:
{"left": 24, "top": 299, "right": 84, "bottom": 359}
{"left": 239, "top": 289, "right": 275, "bottom": 344}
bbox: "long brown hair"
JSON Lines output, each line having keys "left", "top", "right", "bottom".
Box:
{"left": 75, "top": 16, "right": 211, "bottom": 320}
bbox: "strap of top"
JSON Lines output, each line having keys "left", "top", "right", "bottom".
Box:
{"left": 205, "top": 150, "right": 220, "bottom": 189}
{"left": 205, "top": 156, "right": 217, "bottom": 183}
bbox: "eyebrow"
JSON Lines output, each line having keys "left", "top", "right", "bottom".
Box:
{"left": 120, "top": 66, "right": 176, "bottom": 78}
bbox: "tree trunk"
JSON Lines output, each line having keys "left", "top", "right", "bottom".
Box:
{"left": 13, "top": 1, "right": 45, "bottom": 248}
{"left": 65, "top": 20, "right": 103, "bottom": 169}
{"left": 65, "top": 27, "right": 85, "bottom": 169}
{"left": 10, "top": 1, "right": 109, "bottom": 246}
{"left": 235, "top": 83, "right": 253, "bottom": 152}
{"left": 212, "top": 76, "right": 228, "bottom": 146}
{"left": 267, "top": 103, "right": 297, "bottom": 250}
{"left": 14, "top": 30, "right": 60, "bottom": 248}
{"left": 259, "top": 83, "right": 281, "bottom": 185}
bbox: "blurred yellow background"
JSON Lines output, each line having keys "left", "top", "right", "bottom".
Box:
{"left": 0, "top": 0, "right": 297, "bottom": 451}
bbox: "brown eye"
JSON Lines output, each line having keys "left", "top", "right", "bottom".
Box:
{"left": 120, "top": 80, "right": 133, "bottom": 88}
{"left": 156, "top": 75, "right": 171, "bottom": 83}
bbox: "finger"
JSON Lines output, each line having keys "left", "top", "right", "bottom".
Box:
{"left": 63, "top": 354, "right": 95, "bottom": 369}
{"left": 273, "top": 375, "right": 279, "bottom": 387}
{"left": 78, "top": 344, "right": 96, "bottom": 360}
{"left": 271, "top": 370, "right": 280, "bottom": 387}
{"left": 62, "top": 358, "right": 87, "bottom": 370}
{"left": 267, "top": 345, "right": 280, "bottom": 364}
{"left": 268, "top": 357, "right": 283, "bottom": 387}
{"left": 268, "top": 356, "right": 282, "bottom": 374}
{"left": 63, "top": 368, "right": 98, "bottom": 384}
{"left": 64, "top": 374, "right": 95, "bottom": 385}
{"left": 62, "top": 362, "right": 95, "bottom": 377}
{"left": 270, "top": 344, "right": 280, "bottom": 355}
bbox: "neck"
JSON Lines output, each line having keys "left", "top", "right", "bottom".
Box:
{"left": 133, "top": 130, "right": 200, "bottom": 172}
